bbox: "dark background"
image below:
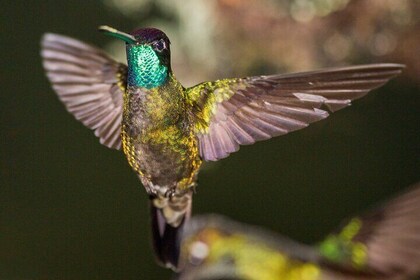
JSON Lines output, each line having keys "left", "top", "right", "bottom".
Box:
{"left": 1, "top": 1, "right": 419, "bottom": 279}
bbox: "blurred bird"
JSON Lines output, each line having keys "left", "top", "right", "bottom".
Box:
{"left": 40, "top": 25, "right": 403, "bottom": 270}
{"left": 179, "top": 182, "right": 420, "bottom": 280}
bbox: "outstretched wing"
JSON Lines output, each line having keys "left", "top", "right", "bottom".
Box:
{"left": 188, "top": 64, "right": 404, "bottom": 161}
{"left": 41, "top": 33, "right": 126, "bottom": 149}
{"left": 318, "top": 182, "right": 420, "bottom": 278}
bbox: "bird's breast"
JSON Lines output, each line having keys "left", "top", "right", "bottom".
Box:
{"left": 121, "top": 86, "right": 201, "bottom": 193}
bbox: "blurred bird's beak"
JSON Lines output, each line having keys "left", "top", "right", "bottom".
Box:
{"left": 98, "top": 25, "right": 136, "bottom": 44}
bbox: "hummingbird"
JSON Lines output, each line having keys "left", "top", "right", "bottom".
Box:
{"left": 179, "top": 182, "right": 420, "bottom": 280}
{"left": 41, "top": 25, "right": 403, "bottom": 270}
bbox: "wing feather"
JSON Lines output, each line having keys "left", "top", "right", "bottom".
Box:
{"left": 41, "top": 33, "right": 126, "bottom": 149}
{"left": 189, "top": 64, "right": 404, "bottom": 161}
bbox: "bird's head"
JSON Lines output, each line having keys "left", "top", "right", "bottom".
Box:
{"left": 99, "top": 25, "right": 171, "bottom": 88}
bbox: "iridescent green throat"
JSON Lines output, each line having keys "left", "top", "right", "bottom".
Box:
{"left": 126, "top": 45, "right": 168, "bottom": 89}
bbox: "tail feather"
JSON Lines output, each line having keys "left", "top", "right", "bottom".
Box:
{"left": 150, "top": 192, "right": 192, "bottom": 271}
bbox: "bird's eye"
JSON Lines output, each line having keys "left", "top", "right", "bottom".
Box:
{"left": 152, "top": 39, "right": 166, "bottom": 52}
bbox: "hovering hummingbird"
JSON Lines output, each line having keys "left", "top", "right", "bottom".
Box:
{"left": 179, "top": 182, "right": 420, "bottom": 280}
{"left": 41, "top": 25, "right": 403, "bottom": 270}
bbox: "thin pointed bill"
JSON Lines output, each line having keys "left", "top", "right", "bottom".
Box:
{"left": 98, "top": 25, "right": 136, "bottom": 44}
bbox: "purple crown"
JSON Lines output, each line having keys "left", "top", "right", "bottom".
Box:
{"left": 131, "top": 28, "right": 170, "bottom": 44}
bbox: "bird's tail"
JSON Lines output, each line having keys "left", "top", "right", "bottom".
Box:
{"left": 150, "top": 191, "right": 192, "bottom": 271}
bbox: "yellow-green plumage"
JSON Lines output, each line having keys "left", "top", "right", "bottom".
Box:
{"left": 187, "top": 78, "right": 242, "bottom": 134}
